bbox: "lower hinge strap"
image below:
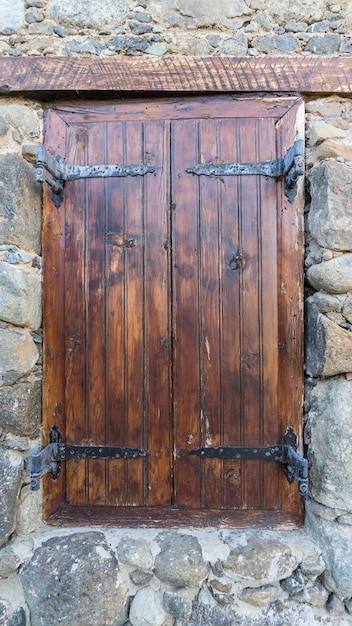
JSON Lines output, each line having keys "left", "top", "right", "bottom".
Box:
{"left": 29, "top": 426, "right": 148, "bottom": 491}
{"left": 189, "top": 428, "right": 308, "bottom": 496}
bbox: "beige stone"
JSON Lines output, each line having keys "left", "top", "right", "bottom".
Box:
{"left": 0, "top": 261, "right": 41, "bottom": 330}
{"left": 306, "top": 254, "right": 352, "bottom": 294}
{"left": 306, "top": 308, "right": 352, "bottom": 377}
{"left": 308, "top": 140, "right": 352, "bottom": 165}
{"left": 240, "top": 585, "right": 278, "bottom": 607}
{"left": 309, "top": 121, "right": 347, "bottom": 146}
{"left": 0, "top": 328, "right": 38, "bottom": 387}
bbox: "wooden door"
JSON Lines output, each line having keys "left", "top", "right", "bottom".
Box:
{"left": 42, "top": 96, "right": 304, "bottom": 526}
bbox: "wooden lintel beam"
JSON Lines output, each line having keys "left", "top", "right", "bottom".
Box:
{"left": 0, "top": 56, "right": 351, "bottom": 96}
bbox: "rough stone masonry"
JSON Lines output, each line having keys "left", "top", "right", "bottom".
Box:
{"left": 1, "top": 1, "right": 352, "bottom": 625}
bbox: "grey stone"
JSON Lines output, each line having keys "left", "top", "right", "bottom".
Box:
{"left": 0, "top": 0, "right": 24, "bottom": 32}
{"left": 66, "top": 36, "right": 105, "bottom": 55}
{"left": 175, "top": 0, "right": 251, "bottom": 26}
{"left": 326, "top": 592, "right": 346, "bottom": 614}
{"left": 305, "top": 305, "right": 352, "bottom": 377}
{"left": 0, "top": 371, "right": 41, "bottom": 436}
{"left": 145, "top": 44, "right": 167, "bottom": 56}
{"left": 0, "top": 446, "right": 23, "bottom": 546}
{"left": 239, "top": 585, "right": 278, "bottom": 607}
{"left": 129, "top": 587, "right": 168, "bottom": 626}
{"left": 298, "top": 540, "right": 325, "bottom": 577}
{"left": 280, "top": 568, "right": 306, "bottom": 595}
{"left": 307, "top": 292, "right": 341, "bottom": 314}
{"left": 0, "top": 600, "right": 11, "bottom": 625}
{"left": 295, "top": 580, "right": 329, "bottom": 607}
{"left": 163, "top": 588, "right": 192, "bottom": 619}
{"left": 265, "top": 0, "right": 326, "bottom": 24}
{"left": 0, "top": 117, "right": 9, "bottom": 136}
{"left": 0, "top": 261, "right": 41, "bottom": 330}
{"left": 346, "top": 598, "right": 352, "bottom": 614}
{"left": 307, "top": 21, "right": 329, "bottom": 32}
{"left": 154, "top": 532, "right": 208, "bottom": 587}
{"left": 20, "top": 533, "right": 129, "bottom": 626}
{"left": 129, "top": 569, "right": 153, "bottom": 586}
{"left": 25, "top": 0, "right": 44, "bottom": 7}
{"left": 0, "top": 155, "right": 41, "bottom": 254}
{"left": 285, "top": 21, "right": 308, "bottom": 32}
{"left": 224, "top": 536, "right": 299, "bottom": 587}
{"left": 305, "top": 34, "right": 341, "bottom": 54}
{"left": 308, "top": 162, "right": 352, "bottom": 251}
{"left": 252, "top": 34, "right": 299, "bottom": 53}
{"left": 0, "top": 328, "right": 38, "bottom": 387}
{"left": 27, "top": 21, "right": 54, "bottom": 35}
{"left": 255, "top": 11, "right": 271, "bottom": 30}
{"left": 0, "top": 544, "right": 21, "bottom": 579}
{"left": 108, "top": 35, "right": 149, "bottom": 54}
{"left": 343, "top": 296, "right": 352, "bottom": 324}
{"left": 129, "top": 22, "right": 153, "bottom": 35}
{"left": 337, "top": 514, "right": 352, "bottom": 525}
{"left": 11, "top": 607, "right": 26, "bottom": 626}
{"left": 306, "top": 254, "right": 352, "bottom": 294}
{"left": 25, "top": 8, "right": 44, "bottom": 23}
{"left": 129, "top": 12, "right": 152, "bottom": 23}
{"left": 49, "top": 0, "right": 129, "bottom": 29}
{"left": 307, "top": 377, "right": 352, "bottom": 511}
{"left": 219, "top": 35, "right": 248, "bottom": 55}
{"left": 117, "top": 535, "right": 153, "bottom": 570}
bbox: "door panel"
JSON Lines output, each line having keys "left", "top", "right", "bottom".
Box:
{"left": 42, "top": 96, "right": 304, "bottom": 525}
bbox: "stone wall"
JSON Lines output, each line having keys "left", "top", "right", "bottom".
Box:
{"left": 0, "top": 2, "right": 352, "bottom": 626}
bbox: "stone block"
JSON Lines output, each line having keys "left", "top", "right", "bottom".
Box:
{"left": 0, "top": 446, "right": 23, "bottom": 546}
{"left": 154, "top": 531, "right": 208, "bottom": 587}
{"left": 0, "top": 0, "right": 24, "bottom": 32}
{"left": 239, "top": 585, "right": 278, "bottom": 607}
{"left": 117, "top": 535, "right": 153, "bottom": 570}
{"left": 0, "top": 371, "right": 41, "bottom": 437}
{"left": 306, "top": 505, "right": 352, "bottom": 599}
{"left": 306, "top": 254, "right": 352, "bottom": 294}
{"left": 130, "top": 587, "right": 168, "bottom": 626}
{"left": 308, "top": 162, "right": 352, "bottom": 251}
{"left": 0, "top": 104, "right": 40, "bottom": 141}
{"left": 149, "top": 0, "right": 251, "bottom": 28}
{"left": 0, "top": 155, "right": 41, "bottom": 254}
{"left": 252, "top": 34, "right": 299, "bottom": 53}
{"left": 20, "top": 533, "right": 129, "bottom": 626}
{"left": 265, "top": 0, "right": 326, "bottom": 23}
{"left": 294, "top": 581, "right": 329, "bottom": 607}
{"left": 219, "top": 35, "right": 248, "bottom": 55}
{"left": 163, "top": 588, "right": 192, "bottom": 620}
{"left": 308, "top": 140, "right": 352, "bottom": 166}
{"left": 0, "top": 545, "right": 21, "bottom": 579}
{"left": 0, "top": 261, "right": 41, "bottom": 330}
{"left": 0, "top": 328, "right": 38, "bottom": 387}
{"left": 304, "top": 34, "right": 341, "bottom": 54}
{"left": 305, "top": 304, "right": 352, "bottom": 377}
{"left": 309, "top": 121, "right": 347, "bottom": 146}
{"left": 49, "top": 0, "right": 129, "bottom": 29}
{"left": 307, "top": 376, "right": 352, "bottom": 511}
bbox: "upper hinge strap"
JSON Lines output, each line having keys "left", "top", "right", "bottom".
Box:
{"left": 186, "top": 139, "right": 304, "bottom": 203}
{"left": 35, "top": 145, "right": 156, "bottom": 206}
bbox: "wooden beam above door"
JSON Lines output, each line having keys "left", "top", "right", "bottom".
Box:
{"left": 0, "top": 56, "right": 351, "bottom": 97}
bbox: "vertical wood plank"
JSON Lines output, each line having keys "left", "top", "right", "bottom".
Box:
{"left": 218, "top": 119, "right": 243, "bottom": 509}
{"left": 144, "top": 119, "right": 173, "bottom": 507}
{"left": 86, "top": 122, "right": 107, "bottom": 505}
{"left": 238, "top": 118, "right": 263, "bottom": 509}
{"left": 106, "top": 122, "right": 127, "bottom": 506}
{"left": 124, "top": 121, "right": 145, "bottom": 505}
{"left": 198, "top": 119, "right": 222, "bottom": 509}
{"left": 172, "top": 118, "right": 202, "bottom": 508}
{"left": 64, "top": 123, "right": 89, "bottom": 505}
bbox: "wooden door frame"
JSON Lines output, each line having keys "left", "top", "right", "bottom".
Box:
{"left": 4, "top": 55, "right": 344, "bottom": 527}
{"left": 0, "top": 56, "right": 352, "bottom": 96}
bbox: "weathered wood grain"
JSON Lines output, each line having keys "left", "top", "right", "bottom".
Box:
{"left": 0, "top": 56, "right": 351, "bottom": 95}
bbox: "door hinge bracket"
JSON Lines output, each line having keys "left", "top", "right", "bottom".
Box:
{"left": 186, "top": 139, "right": 304, "bottom": 203}
{"left": 36, "top": 145, "right": 156, "bottom": 208}
{"left": 189, "top": 427, "right": 308, "bottom": 496}
{"left": 29, "top": 426, "right": 149, "bottom": 491}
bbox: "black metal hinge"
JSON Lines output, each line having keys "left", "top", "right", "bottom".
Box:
{"left": 186, "top": 139, "right": 304, "bottom": 203}
{"left": 35, "top": 146, "right": 156, "bottom": 208}
{"left": 29, "top": 426, "right": 148, "bottom": 491}
{"left": 189, "top": 428, "right": 308, "bottom": 496}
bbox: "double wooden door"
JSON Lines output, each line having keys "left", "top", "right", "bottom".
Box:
{"left": 43, "top": 96, "right": 304, "bottom": 525}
